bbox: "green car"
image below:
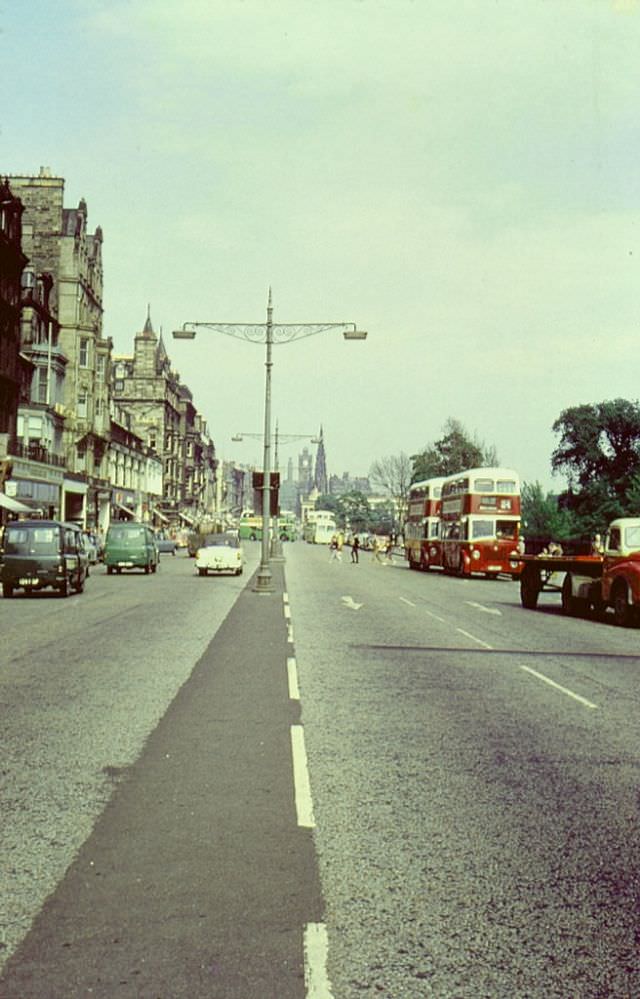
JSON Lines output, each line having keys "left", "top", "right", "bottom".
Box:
{"left": 0, "top": 519, "right": 89, "bottom": 598}
{"left": 104, "top": 522, "right": 159, "bottom": 575}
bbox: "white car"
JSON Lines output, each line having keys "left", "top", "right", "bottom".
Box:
{"left": 195, "top": 533, "right": 244, "bottom": 576}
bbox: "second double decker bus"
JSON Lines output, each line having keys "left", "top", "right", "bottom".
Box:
{"left": 440, "top": 467, "right": 521, "bottom": 578}
{"left": 404, "top": 476, "right": 445, "bottom": 571}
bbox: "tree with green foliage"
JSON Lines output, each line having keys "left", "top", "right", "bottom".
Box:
{"left": 336, "top": 491, "right": 371, "bottom": 532}
{"left": 520, "top": 481, "right": 579, "bottom": 543}
{"left": 551, "top": 399, "right": 640, "bottom": 531}
{"left": 315, "top": 491, "right": 372, "bottom": 531}
{"left": 411, "top": 418, "right": 499, "bottom": 482}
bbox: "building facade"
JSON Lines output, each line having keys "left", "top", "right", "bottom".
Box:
{"left": 8, "top": 170, "right": 111, "bottom": 526}
{"left": 111, "top": 312, "right": 217, "bottom": 527}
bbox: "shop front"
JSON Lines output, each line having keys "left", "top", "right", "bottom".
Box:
{"left": 5, "top": 456, "right": 64, "bottom": 520}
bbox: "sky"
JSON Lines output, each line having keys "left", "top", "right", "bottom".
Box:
{"left": 3, "top": 0, "right": 640, "bottom": 488}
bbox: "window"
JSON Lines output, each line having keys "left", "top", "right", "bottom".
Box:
{"left": 79, "top": 337, "right": 89, "bottom": 367}
{"left": 497, "top": 480, "right": 517, "bottom": 494}
{"left": 495, "top": 520, "right": 517, "bottom": 541}
{"left": 77, "top": 392, "right": 88, "bottom": 418}
{"left": 114, "top": 380, "right": 124, "bottom": 392}
{"left": 96, "top": 355, "right": 106, "bottom": 378}
{"left": 471, "top": 520, "right": 494, "bottom": 539}
{"left": 474, "top": 478, "right": 494, "bottom": 493}
{"left": 35, "top": 368, "right": 48, "bottom": 404}
{"left": 625, "top": 527, "right": 640, "bottom": 551}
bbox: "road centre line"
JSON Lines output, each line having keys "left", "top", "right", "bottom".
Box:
{"left": 291, "top": 725, "right": 316, "bottom": 828}
{"left": 399, "top": 596, "right": 416, "bottom": 607}
{"left": 287, "top": 656, "right": 300, "bottom": 700}
{"left": 456, "top": 628, "right": 494, "bottom": 650}
{"left": 424, "top": 607, "right": 446, "bottom": 623}
{"left": 465, "top": 600, "right": 502, "bottom": 616}
{"left": 304, "top": 922, "right": 335, "bottom": 999}
{"left": 520, "top": 665, "right": 598, "bottom": 709}
{"left": 283, "top": 592, "right": 289, "bottom": 604}
{"left": 284, "top": 604, "right": 291, "bottom": 620}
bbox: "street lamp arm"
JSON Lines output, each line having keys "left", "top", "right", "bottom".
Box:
{"left": 175, "top": 321, "right": 365, "bottom": 344}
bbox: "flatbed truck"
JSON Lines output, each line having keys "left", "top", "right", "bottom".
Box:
{"left": 516, "top": 517, "right": 640, "bottom": 627}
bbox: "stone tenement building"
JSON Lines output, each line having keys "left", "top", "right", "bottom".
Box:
{"left": 0, "top": 178, "right": 28, "bottom": 445}
{"left": 9, "top": 169, "right": 111, "bottom": 523}
{"left": 111, "top": 311, "right": 217, "bottom": 526}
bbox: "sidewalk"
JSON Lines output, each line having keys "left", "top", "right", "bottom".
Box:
{"left": 0, "top": 564, "right": 323, "bottom": 999}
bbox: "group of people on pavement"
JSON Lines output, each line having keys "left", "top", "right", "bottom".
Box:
{"left": 329, "top": 533, "right": 395, "bottom": 565}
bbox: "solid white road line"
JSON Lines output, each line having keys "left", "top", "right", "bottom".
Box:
{"left": 288, "top": 656, "right": 300, "bottom": 701}
{"left": 520, "top": 665, "right": 598, "bottom": 709}
{"left": 456, "top": 628, "right": 494, "bottom": 650}
{"left": 304, "top": 922, "right": 334, "bottom": 999}
{"left": 291, "top": 725, "right": 316, "bottom": 828}
{"left": 399, "top": 596, "right": 416, "bottom": 607}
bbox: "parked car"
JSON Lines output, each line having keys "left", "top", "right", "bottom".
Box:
{"left": 0, "top": 520, "right": 89, "bottom": 597}
{"left": 104, "top": 522, "right": 159, "bottom": 574}
{"left": 195, "top": 533, "right": 244, "bottom": 576}
{"left": 154, "top": 531, "right": 177, "bottom": 555}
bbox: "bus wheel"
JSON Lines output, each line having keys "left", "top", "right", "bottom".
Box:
{"left": 2, "top": 583, "right": 13, "bottom": 598}
{"left": 59, "top": 577, "right": 69, "bottom": 598}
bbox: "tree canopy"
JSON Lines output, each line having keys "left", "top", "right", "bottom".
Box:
{"left": 520, "top": 481, "right": 578, "bottom": 543}
{"left": 551, "top": 399, "right": 640, "bottom": 532}
{"left": 315, "top": 490, "right": 371, "bottom": 531}
{"left": 410, "top": 418, "right": 499, "bottom": 482}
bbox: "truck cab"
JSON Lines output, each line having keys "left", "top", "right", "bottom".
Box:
{"left": 600, "top": 518, "right": 640, "bottom": 624}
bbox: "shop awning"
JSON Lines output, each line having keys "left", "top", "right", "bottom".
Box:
{"left": 151, "top": 507, "right": 169, "bottom": 524}
{"left": 178, "top": 511, "right": 195, "bottom": 526}
{"left": 113, "top": 501, "right": 135, "bottom": 518}
{"left": 0, "top": 492, "right": 33, "bottom": 514}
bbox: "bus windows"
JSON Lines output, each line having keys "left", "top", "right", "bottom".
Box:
{"left": 470, "top": 519, "right": 494, "bottom": 540}
{"left": 496, "top": 520, "right": 517, "bottom": 541}
{"left": 474, "top": 478, "right": 494, "bottom": 492}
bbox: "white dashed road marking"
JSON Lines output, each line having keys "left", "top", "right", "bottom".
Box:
{"left": 304, "top": 922, "right": 334, "bottom": 998}
{"left": 291, "top": 725, "right": 316, "bottom": 828}
{"left": 520, "top": 665, "right": 598, "bottom": 709}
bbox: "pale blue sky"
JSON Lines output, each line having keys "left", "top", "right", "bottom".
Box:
{"left": 3, "top": 0, "right": 640, "bottom": 485}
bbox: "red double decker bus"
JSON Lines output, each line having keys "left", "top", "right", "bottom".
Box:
{"left": 404, "top": 476, "right": 445, "bottom": 571}
{"left": 440, "top": 467, "right": 521, "bottom": 578}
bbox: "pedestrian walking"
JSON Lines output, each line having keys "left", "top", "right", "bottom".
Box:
{"left": 371, "top": 536, "right": 385, "bottom": 564}
{"left": 351, "top": 535, "right": 360, "bottom": 563}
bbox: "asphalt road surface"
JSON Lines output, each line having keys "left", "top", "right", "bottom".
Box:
{"left": 1, "top": 542, "right": 640, "bottom": 997}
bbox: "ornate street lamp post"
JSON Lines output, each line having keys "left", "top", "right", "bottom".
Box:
{"left": 173, "top": 289, "right": 366, "bottom": 593}
{"left": 232, "top": 422, "right": 320, "bottom": 560}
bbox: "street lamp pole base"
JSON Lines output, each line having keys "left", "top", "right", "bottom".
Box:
{"left": 253, "top": 565, "right": 274, "bottom": 593}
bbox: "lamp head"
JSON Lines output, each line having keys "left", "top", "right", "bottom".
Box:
{"left": 343, "top": 328, "right": 367, "bottom": 341}
{"left": 231, "top": 434, "right": 243, "bottom": 442}
{"left": 172, "top": 328, "right": 196, "bottom": 340}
